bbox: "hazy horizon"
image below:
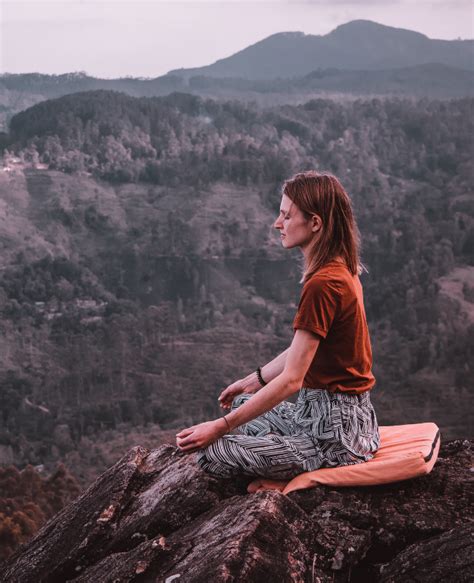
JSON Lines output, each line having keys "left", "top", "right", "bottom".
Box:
{"left": 1, "top": 0, "right": 473, "bottom": 79}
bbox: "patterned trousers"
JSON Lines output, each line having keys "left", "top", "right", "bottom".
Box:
{"left": 196, "top": 388, "right": 380, "bottom": 480}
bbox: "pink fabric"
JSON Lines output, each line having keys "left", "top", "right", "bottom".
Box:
{"left": 247, "top": 423, "right": 441, "bottom": 495}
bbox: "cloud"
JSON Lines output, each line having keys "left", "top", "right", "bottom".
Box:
{"left": 286, "top": 0, "right": 472, "bottom": 4}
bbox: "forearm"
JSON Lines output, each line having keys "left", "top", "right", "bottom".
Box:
{"left": 241, "top": 347, "right": 290, "bottom": 391}
{"left": 223, "top": 371, "right": 298, "bottom": 431}
{"left": 261, "top": 347, "right": 289, "bottom": 383}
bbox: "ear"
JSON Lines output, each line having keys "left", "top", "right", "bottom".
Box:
{"left": 311, "top": 214, "right": 322, "bottom": 233}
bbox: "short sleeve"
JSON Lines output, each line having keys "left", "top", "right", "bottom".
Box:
{"left": 293, "top": 275, "right": 340, "bottom": 339}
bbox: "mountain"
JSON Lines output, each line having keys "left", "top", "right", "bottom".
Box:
{"left": 0, "top": 73, "right": 186, "bottom": 132}
{"left": 188, "top": 63, "right": 474, "bottom": 99}
{"left": 0, "top": 92, "right": 473, "bottom": 480}
{"left": 167, "top": 20, "right": 474, "bottom": 80}
{"left": 0, "top": 71, "right": 183, "bottom": 99}
{"left": 1, "top": 440, "right": 472, "bottom": 581}
{"left": 1, "top": 62, "right": 473, "bottom": 133}
{"left": 0, "top": 20, "right": 473, "bottom": 131}
{"left": 2, "top": 63, "right": 472, "bottom": 106}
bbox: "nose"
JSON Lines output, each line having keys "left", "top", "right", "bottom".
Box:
{"left": 274, "top": 216, "right": 283, "bottom": 230}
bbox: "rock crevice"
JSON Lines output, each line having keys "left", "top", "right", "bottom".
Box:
{"left": 1, "top": 440, "right": 472, "bottom": 582}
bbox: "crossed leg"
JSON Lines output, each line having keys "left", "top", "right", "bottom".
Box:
{"left": 195, "top": 393, "right": 319, "bottom": 482}
{"left": 231, "top": 393, "right": 296, "bottom": 437}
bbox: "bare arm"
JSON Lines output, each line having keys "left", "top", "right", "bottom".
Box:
{"left": 176, "top": 330, "right": 320, "bottom": 453}
{"left": 242, "top": 347, "right": 290, "bottom": 390}
{"left": 223, "top": 330, "right": 319, "bottom": 431}
{"left": 218, "top": 347, "right": 290, "bottom": 409}
{"left": 261, "top": 347, "right": 290, "bottom": 384}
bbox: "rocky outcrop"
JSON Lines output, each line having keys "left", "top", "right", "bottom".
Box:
{"left": 1, "top": 440, "right": 472, "bottom": 583}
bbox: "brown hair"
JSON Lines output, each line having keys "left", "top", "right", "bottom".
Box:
{"left": 282, "top": 170, "right": 363, "bottom": 282}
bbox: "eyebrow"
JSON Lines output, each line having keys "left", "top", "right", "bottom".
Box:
{"left": 279, "top": 207, "right": 291, "bottom": 215}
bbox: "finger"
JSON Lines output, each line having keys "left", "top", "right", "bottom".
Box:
{"left": 176, "top": 425, "right": 197, "bottom": 435}
{"left": 176, "top": 439, "right": 190, "bottom": 449}
{"left": 177, "top": 441, "right": 199, "bottom": 453}
{"left": 177, "top": 433, "right": 199, "bottom": 446}
{"left": 176, "top": 428, "right": 193, "bottom": 438}
{"left": 219, "top": 386, "right": 236, "bottom": 398}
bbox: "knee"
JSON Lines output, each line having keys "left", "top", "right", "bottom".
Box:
{"left": 196, "top": 443, "right": 234, "bottom": 478}
{"left": 196, "top": 449, "right": 210, "bottom": 471}
{"left": 196, "top": 447, "right": 215, "bottom": 474}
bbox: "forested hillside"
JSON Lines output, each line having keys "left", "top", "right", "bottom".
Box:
{"left": 1, "top": 91, "right": 473, "bottom": 492}
{"left": 0, "top": 463, "right": 80, "bottom": 561}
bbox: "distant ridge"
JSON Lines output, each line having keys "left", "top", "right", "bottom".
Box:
{"left": 167, "top": 19, "right": 474, "bottom": 80}
{"left": 0, "top": 19, "right": 473, "bottom": 131}
{"left": 2, "top": 62, "right": 472, "bottom": 102}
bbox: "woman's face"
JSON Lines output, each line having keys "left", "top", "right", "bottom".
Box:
{"left": 273, "top": 194, "right": 321, "bottom": 251}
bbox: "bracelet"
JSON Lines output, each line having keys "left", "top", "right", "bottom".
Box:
{"left": 222, "top": 415, "right": 232, "bottom": 432}
{"left": 256, "top": 366, "right": 267, "bottom": 387}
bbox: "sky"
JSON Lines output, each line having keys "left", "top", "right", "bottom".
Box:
{"left": 1, "top": 0, "right": 473, "bottom": 78}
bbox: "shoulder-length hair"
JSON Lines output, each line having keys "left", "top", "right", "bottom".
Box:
{"left": 282, "top": 170, "right": 364, "bottom": 283}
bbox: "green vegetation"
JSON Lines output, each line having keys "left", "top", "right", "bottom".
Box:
{"left": 0, "top": 463, "right": 81, "bottom": 562}
{"left": 7, "top": 91, "right": 472, "bottom": 192}
{"left": 0, "top": 90, "right": 472, "bottom": 496}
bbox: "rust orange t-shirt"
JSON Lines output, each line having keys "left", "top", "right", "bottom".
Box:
{"left": 292, "top": 260, "right": 375, "bottom": 394}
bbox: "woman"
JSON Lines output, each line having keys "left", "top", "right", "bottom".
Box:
{"left": 176, "top": 171, "right": 380, "bottom": 480}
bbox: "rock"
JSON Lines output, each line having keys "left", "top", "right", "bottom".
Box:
{"left": 379, "top": 524, "right": 474, "bottom": 583}
{"left": 1, "top": 440, "right": 473, "bottom": 583}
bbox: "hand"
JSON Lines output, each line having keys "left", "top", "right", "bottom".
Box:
{"left": 175, "top": 419, "right": 227, "bottom": 454}
{"left": 218, "top": 377, "right": 257, "bottom": 410}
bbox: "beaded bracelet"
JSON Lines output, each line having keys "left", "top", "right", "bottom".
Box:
{"left": 256, "top": 366, "right": 267, "bottom": 387}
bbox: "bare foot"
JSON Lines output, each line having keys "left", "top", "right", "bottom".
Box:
{"left": 247, "top": 478, "right": 287, "bottom": 493}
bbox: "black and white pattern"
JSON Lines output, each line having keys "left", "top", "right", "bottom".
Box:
{"left": 196, "top": 388, "right": 380, "bottom": 480}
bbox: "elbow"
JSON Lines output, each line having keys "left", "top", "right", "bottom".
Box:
{"left": 281, "top": 373, "right": 303, "bottom": 396}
